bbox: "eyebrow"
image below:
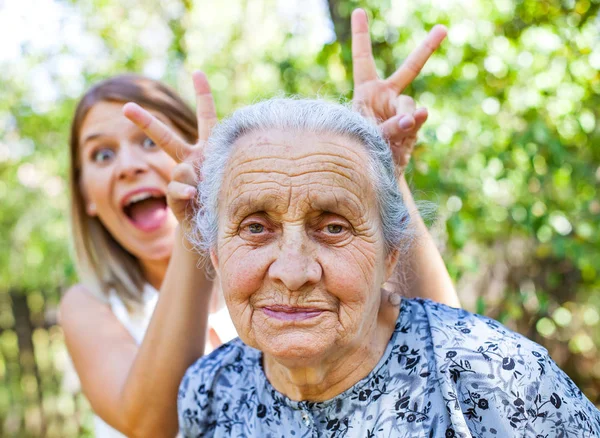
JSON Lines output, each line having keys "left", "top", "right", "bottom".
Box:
{"left": 228, "top": 192, "right": 287, "bottom": 220}
{"left": 308, "top": 192, "right": 366, "bottom": 219}
{"left": 80, "top": 133, "right": 109, "bottom": 146}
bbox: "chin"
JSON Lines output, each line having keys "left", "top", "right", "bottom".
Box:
{"left": 257, "top": 332, "right": 332, "bottom": 367}
{"left": 146, "top": 241, "right": 174, "bottom": 260}
{"left": 128, "top": 235, "right": 174, "bottom": 262}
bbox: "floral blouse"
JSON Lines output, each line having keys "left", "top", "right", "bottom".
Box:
{"left": 178, "top": 298, "right": 600, "bottom": 437}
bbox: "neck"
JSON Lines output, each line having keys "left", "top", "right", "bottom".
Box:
{"left": 264, "top": 295, "right": 400, "bottom": 402}
{"left": 139, "top": 257, "right": 170, "bottom": 290}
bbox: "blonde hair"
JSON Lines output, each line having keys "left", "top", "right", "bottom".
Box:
{"left": 69, "top": 75, "right": 197, "bottom": 308}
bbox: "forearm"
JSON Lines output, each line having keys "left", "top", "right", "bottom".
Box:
{"left": 398, "top": 174, "right": 460, "bottom": 307}
{"left": 120, "top": 226, "right": 212, "bottom": 437}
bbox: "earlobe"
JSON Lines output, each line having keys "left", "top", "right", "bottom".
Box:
{"left": 384, "top": 249, "right": 400, "bottom": 281}
{"left": 79, "top": 177, "right": 96, "bottom": 216}
{"left": 210, "top": 248, "right": 219, "bottom": 273}
{"left": 86, "top": 202, "right": 97, "bottom": 216}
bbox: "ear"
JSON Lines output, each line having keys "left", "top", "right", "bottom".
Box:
{"left": 210, "top": 248, "right": 220, "bottom": 273}
{"left": 384, "top": 249, "right": 400, "bottom": 281}
{"left": 78, "top": 174, "right": 97, "bottom": 216}
{"left": 85, "top": 202, "right": 97, "bottom": 216}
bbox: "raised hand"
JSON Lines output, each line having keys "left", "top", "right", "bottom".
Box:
{"left": 123, "top": 71, "right": 216, "bottom": 227}
{"left": 351, "top": 9, "right": 447, "bottom": 171}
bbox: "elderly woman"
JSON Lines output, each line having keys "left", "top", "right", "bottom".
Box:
{"left": 178, "top": 99, "right": 600, "bottom": 437}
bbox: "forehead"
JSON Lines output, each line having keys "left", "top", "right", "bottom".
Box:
{"left": 79, "top": 101, "right": 173, "bottom": 145}
{"left": 222, "top": 129, "right": 377, "bottom": 218}
{"left": 79, "top": 101, "right": 134, "bottom": 140}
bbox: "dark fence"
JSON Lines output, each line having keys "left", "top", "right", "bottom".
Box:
{"left": 0, "top": 290, "right": 92, "bottom": 438}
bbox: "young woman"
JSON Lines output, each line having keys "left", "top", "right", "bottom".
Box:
{"left": 59, "top": 9, "right": 459, "bottom": 438}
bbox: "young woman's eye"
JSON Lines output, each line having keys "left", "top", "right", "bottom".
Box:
{"left": 248, "top": 223, "right": 265, "bottom": 234}
{"left": 141, "top": 137, "right": 157, "bottom": 150}
{"left": 92, "top": 148, "right": 115, "bottom": 163}
{"left": 325, "top": 224, "right": 344, "bottom": 234}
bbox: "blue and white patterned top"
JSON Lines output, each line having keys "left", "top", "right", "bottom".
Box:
{"left": 178, "top": 298, "right": 600, "bottom": 437}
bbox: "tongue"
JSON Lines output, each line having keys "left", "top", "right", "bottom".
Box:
{"left": 128, "top": 198, "right": 167, "bottom": 230}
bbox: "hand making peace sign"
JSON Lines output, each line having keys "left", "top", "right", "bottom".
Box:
{"left": 123, "top": 71, "right": 217, "bottom": 228}
{"left": 351, "top": 9, "right": 447, "bottom": 170}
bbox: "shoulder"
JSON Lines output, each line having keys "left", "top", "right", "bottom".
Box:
{"left": 408, "top": 298, "right": 546, "bottom": 387}
{"left": 59, "top": 284, "right": 109, "bottom": 327}
{"left": 178, "top": 339, "right": 260, "bottom": 434}
{"left": 180, "top": 338, "right": 255, "bottom": 390}
{"left": 59, "top": 285, "right": 135, "bottom": 352}
{"left": 410, "top": 298, "right": 550, "bottom": 380}
{"left": 406, "top": 298, "right": 543, "bottom": 356}
{"left": 399, "top": 299, "right": 547, "bottom": 390}
{"left": 60, "top": 283, "right": 99, "bottom": 307}
{"left": 407, "top": 299, "right": 600, "bottom": 435}
{"left": 59, "top": 284, "right": 135, "bottom": 357}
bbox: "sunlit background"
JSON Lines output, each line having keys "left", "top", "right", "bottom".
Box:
{"left": 0, "top": 0, "right": 599, "bottom": 436}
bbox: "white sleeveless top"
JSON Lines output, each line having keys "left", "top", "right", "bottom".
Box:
{"left": 92, "top": 284, "right": 237, "bottom": 438}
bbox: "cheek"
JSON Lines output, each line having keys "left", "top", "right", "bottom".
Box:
{"left": 320, "top": 242, "right": 382, "bottom": 305}
{"left": 80, "top": 167, "right": 112, "bottom": 206}
{"left": 220, "top": 242, "right": 271, "bottom": 304}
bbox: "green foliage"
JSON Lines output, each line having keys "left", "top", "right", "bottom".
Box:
{"left": 0, "top": 0, "right": 598, "bottom": 436}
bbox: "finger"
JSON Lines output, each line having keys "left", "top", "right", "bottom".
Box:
{"left": 192, "top": 71, "right": 218, "bottom": 143}
{"left": 413, "top": 107, "right": 428, "bottom": 131}
{"left": 167, "top": 180, "right": 197, "bottom": 202}
{"left": 394, "top": 107, "right": 429, "bottom": 136}
{"left": 387, "top": 24, "right": 447, "bottom": 93}
{"left": 380, "top": 114, "right": 415, "bottom": 140}
{"left": 395, "top": 95, "right": 417, "bottom": 118}
{"left": 380, "top": 106, "right": 424, "bottom": 141}
{"left": 123, "top": 102, "right": 192, "bottom": 163}
{"left": 351, "top": 8, "right": 378, "bottom": 85}
{"left": 399, "top": 115, "right": 416, "bottom": 131}
{"left": 171, "top": 162, "right": 198, "bottom": 187}
{"left": 382, "top": 116, "right": 417, "bottom": 169}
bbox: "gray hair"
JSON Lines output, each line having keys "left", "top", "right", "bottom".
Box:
{"left": 190, "top": 98, "right": 412, "bottom": 257}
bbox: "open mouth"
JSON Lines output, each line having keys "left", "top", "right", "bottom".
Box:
{"left": 122, "top": 191, "right": 168, "bottom": 232}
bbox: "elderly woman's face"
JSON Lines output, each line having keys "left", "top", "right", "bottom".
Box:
{"left": 213, "top": 129, "right": 398, "bottom": 364}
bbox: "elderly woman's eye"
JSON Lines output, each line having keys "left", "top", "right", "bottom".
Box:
{"left": 92, "top": 148, "right": 115, "bottom": 163}
{"left": 326, "top": 224, "right": 344, "bottom": 234}
{"left": 248, "top": 223, "right": 265, "bottom": 234}
{"left": 141, "top": 137, "right": 157, "bottom": 150}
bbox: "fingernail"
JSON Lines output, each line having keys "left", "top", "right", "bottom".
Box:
{"left": 399, "top": 117, "right": 415, "bottom": 130}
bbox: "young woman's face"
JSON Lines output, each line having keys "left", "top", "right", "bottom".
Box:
{"left": 78, "top": 101, "right": 179, "bottom": 261}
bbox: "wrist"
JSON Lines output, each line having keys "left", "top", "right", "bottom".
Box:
{"left": 396, "top": 171, "right": 409, "bottom": 193}
{"left": 175, "top": 225, "right": 198, "bottom": 254}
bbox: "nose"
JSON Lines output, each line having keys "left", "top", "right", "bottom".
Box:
{"left": 268, "top": 233, "right": 322, "bottom": 291}
{"left": 116, "top": 144, "right": 148, "bottom": 181}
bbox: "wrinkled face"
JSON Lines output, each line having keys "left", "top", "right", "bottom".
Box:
{"left": 78, "top": 101, "right": 179, "bottom": 261}
{"left": 212, "top": 129, "right": 398, "bottom": 366}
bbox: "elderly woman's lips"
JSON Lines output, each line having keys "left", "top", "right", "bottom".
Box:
{"left": 262, "top": 306, "right": 324, "bottom": 322}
